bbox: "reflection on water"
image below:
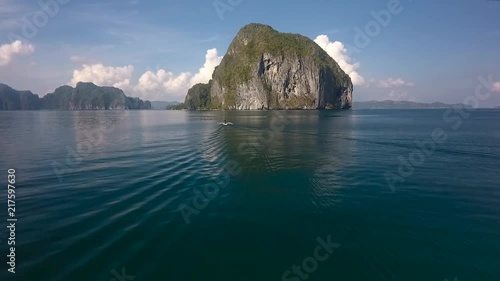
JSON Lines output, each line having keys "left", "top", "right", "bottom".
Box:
{"left": 0, "top": 110, "right": 499, "bottom": 281}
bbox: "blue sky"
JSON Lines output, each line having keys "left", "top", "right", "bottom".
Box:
{"left": 1, "top": 0, "right": 500, "bottom": 105}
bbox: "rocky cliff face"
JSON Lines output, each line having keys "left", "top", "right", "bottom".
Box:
{"left": 0, "top": 82, "right": 151, "bottom": 110}
{"left": 43, "top": 82, "right": 150, "bottom": 110}
{"left": 209, "top": 23, "right": 353, "bottom": 110}
{"left": 0, "top": 83, "right": 42, "bottom": 110}
{"left": 184, "top": 83, "right": 211, "bottom": 110}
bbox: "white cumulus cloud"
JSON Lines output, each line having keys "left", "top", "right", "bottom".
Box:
{"left": 190, "top": 48, "right": 223, "bottom": 85}
{"left": 0, "top": 40, "right": 34, "bottom": 66}
{"left": 134, "top": 48, "right": 223, "bottom": 101}
{"left": 378, "top": 77, "right": 414, "bottom": 88}
{"left": 70, "top": 64, "right": 134, "bottom": 89}
{"left": 314, "top": 35, "right": 365, "bottom": 86}
{"left": 134, "top": 69, "right": 192, "bottom": 101}
{"left": 69, "top": 48, "right": 223, "bottom": 101}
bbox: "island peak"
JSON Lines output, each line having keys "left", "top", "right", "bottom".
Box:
{"left": 185, "top": 23, "right": 353, "bottom": 110}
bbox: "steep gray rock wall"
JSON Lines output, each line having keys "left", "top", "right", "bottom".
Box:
{"left": 209, "top": 23, "right": 353, "bottom": 110}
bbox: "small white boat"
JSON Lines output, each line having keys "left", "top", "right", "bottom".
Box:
{"left": 218, "top": 122, "right": 233, "bottom": 126}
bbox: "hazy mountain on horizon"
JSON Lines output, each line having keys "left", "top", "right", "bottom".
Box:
{"left": 3, "top": 82, "right": 494, "bottom": 110}
{"left": 150, "top": 101, "right": 181, "bottom": 110}
{"left": 0, "top": 82, "right": 151, "bottom": 110}
{"left": 353, "top": 100, "right": 474, "bottom": 109}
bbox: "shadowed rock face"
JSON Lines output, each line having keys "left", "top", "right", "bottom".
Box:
{"left": 0, "top": 82, "right": 151, "bottom": 110}
{"left": 184, "top": 83, "right": 211, "bottom": 110}
{"left": 209, "top": 23, "right": 353, "bottom": 110}
{"left": 0, "top": 84, "right": 42, "bottom": 110}
{"left": 44, "top": 82, "right": 151, "bottom": 110}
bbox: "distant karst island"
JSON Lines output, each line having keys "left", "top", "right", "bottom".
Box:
{"left": 2, "top": 23, "right": 485, "bottom": 112}
{"left": 183, "top": 23, "right": 353, "bottom": 110}
{"left": 353, "top": 100, "right": 473, "bottom": 109}
{"left": 0, "top": 82, "right": 151, "bottom": 110}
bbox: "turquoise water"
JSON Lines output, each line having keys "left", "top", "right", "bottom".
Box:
{"left": 0, "top": 109, "right": 499, "bottom": 281}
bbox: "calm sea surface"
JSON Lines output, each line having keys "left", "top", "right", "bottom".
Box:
{"left": 0, "top": 109, "right": 499, "bottom": 281}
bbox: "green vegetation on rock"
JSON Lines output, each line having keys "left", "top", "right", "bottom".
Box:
{"left": 184, "top": 83, "right": 212, "bottom": 110}
{"left": 207, "top": 23, "right": 353, "bottom": 110}
{"left": 166, "top": 103, "right": 186, "bottom": 110}
{"left": 284, "top": 92, "right": 316, "bottom": 109}
{"left": 213, "top": 24, "right": 348, "bottom": 93}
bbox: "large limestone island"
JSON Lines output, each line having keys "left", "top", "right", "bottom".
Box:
{"left": 0, "top": 82, "right": 151, "bottom": 110}
{"left": 185, "top": 23, "right": 353, "bottom": 110}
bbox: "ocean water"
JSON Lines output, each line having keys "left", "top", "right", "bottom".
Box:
{"left": 0, "top": 109, "right": 499, "bottom": 281}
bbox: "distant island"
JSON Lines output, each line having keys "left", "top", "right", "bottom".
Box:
{"left": 353, "top": 100, "right": 473, "bottom": 109}
{"left": 0, "top": 82, "right": 151, "bottom": 110}
{"left": 167, "top": 100, "right": 474, "bottom": 110}
{"left": 184, "top": 23, "right": 353, "bottom": 110}
{"left": 150, "top": 101, "right": 181, "bottom": 110}
{"left": 166, "top": 103, "right": 187, "bottom": 110}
